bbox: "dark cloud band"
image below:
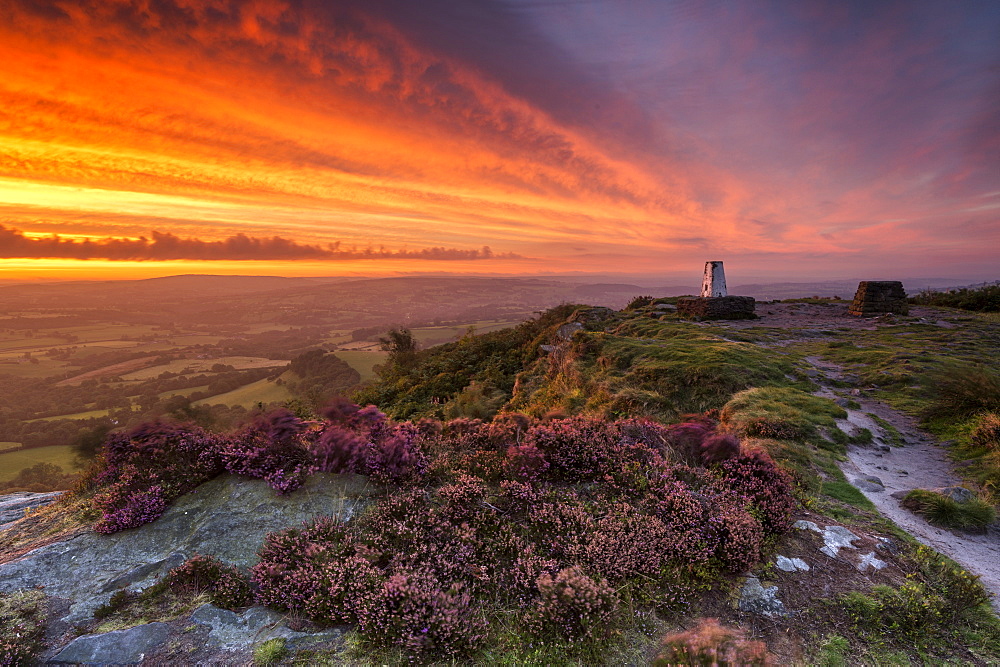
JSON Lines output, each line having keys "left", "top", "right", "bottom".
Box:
{"left": 0, "top": 225, "right": 518, "bottom": 261}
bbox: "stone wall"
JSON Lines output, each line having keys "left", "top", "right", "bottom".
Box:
{"left": 677, "top": 296, "right": 756, "bottom": 320}
{"left": 848, "top": 281, "right": 908, "bottom": 317}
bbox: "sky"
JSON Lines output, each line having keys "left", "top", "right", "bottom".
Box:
{"left": 0, "top": 0, "right": 997, "bottom": 282}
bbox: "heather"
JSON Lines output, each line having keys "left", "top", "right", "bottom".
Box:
{"left": 250, "top": 413, "right": 797, "bottom": 659}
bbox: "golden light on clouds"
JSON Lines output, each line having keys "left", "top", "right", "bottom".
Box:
{"left": 0, "top": 1, "right": 996, "bottom": 280}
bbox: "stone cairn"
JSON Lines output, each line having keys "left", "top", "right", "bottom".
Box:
{"left": 677, "top": 261, "right": 756, "bottom": 320}
{"left": 848, "top": 281, "right": 909, "bottom": 317}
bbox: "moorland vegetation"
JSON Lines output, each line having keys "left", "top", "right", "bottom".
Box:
{"left": 3, "top": 284, "right": 1000, "bottom": 663}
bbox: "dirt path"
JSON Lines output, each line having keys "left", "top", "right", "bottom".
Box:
{"left": 713, "top": 303, "right": 1000, "bottom": 610}
{"left": 803, "top": 355, "right": 1000, "bottom": 611}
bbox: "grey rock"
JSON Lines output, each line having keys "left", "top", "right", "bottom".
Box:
{"left": 739, "top": 576, "right": 787, "bottom": 617}
{"left": 890, "top": 489, "right": 911, "bottom": 500}
{"left": 875, "top": 537, "right": 901, "bottom": 555}
{"left": 191, "top": 604, "right": 345, "bottom": 651}
{"left": 876, "top": 445, "right": 891, "bottom": 453}
{"left": 539, "top": 344, "right": 557, "bottom": 353}
{"left": 775, "top": 555, "right": 810, "bottom": 572}
{"left": 931, "top": 486, "right": 975, "bottom": 503}
{"left": 101, "top": 553, "right": 186, "bottom": 594}
{"left": 0, "top": 474, "right": 376, "bottom": 625}
{"left": 856, "top": 552, "right": 888, "bottom": 572}
{"left": 0, "top": 491, "right": 64, "bottom": 530}
{"left": 852, "top": 476, "right": 885, "bottom": 493}
{"left": 820, "top": 525, "right": 861, "bottom": 558}
{"left": 793, "top": 520, "right": 821, "bottom": 533}
{"left": 835, "top": 398, "right": 851, "bottom": 408}
{"left": 49, "top": 622, "right": 170, "bottom": 664}
{"left": 556, "top": 322, "right": 584, "bottom": 341}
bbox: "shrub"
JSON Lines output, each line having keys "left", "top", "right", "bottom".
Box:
{"left": 742, "top": 417, "right": 807, "bottom": 441}
{"left": 527, "top": 566, "right": 619, "bottom": 640}
{"left": 665, "top": 422, "right": 741, "bottom": 465}
{"left": 585, "top": 503, "right": 671, "bottom": 581}
{"left": 360, "top": 572, "right": 485, "bottom": 658}
{"left": 166, "top": 554, "right": 253, "bottom": 609}
{"left": 713, "top": 452, "right": 797, "bottom": 534}
{"left": 911, "top": 546, "right": 990, "bottom": 619}
{"left": 713, "top": 499, "right": 764, "bottom": 573}
{"left": 971, "top": 412, "right": 1000, "bottom": 451}
{"left": 0, "top": 590, "right": 47, "bottom": 666}
{"left": 523, "top": 417, "right": 624, "bottom": 481}
{"left": 252, "top": 517, "right": 365, "bottom": 622}
{"left": 625, "top": 295, "right": 655, "bottom": 310}
{"left": 91, "top": 422, "right": 224, "bottom": 533}
{"left": 220, "top": 410, "right": 317, "bottom": 494}
{"left": 642, "top": 477, "right": 720, "bottom": 566}
{"left": 654, "top": 617, "right": 771, "bottom": 666}
{"left": 901, "top": 489, "right": 996, "bottom": 532}
{"left": 505, "top": 442, "right": 549, "bottom": 481}
{"left": 311, "top": 424, "right": 368, "bottom": 474}
{"left": 363, "top": 423, "right": 428, "bottom": 484}
{"left": 841, "top": 583, "right": 945, "bottom": 640}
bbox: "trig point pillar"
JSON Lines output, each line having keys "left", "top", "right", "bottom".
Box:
{"left": 701, "top": 261, "right": 728, "bottom": 297}
{"left": 678, "top": 260, "right": 755, "bottom": 319}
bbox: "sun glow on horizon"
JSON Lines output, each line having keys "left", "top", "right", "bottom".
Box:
{"left": 0, "top": 1, "right": 996, "bottom": 281}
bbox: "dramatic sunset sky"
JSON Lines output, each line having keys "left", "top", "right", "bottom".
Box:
{"left": 1, "top": 0, "right": 997, "bottom": 281}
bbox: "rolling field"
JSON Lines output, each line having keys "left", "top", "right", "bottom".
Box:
{"left": 120, "top": 356, "right": 287, "bottom": 381}
{"left": 334, "top": 350, "right": 388, "bottom": 383}
{"left": 193, "top": 377, "right": 292, "bottom": 409}
{"left": 0, "top": 445, "right": 80, "bottom": 483}
{"left": 409, "top": 320, "right": 520, "bottom": 346}
{"left": 31, "top": 409, "right": 113, "bottom": 423}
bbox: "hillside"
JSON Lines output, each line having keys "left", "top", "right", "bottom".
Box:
{"left": 1, "top": 298, "right": 998, "bottom": 663}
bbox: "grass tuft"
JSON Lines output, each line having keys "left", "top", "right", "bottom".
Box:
{"left": 901, "top": 489, "right": 996, "bottom": 532}
{"left": 254, "top": 637, "right": 289, "bottom": 666}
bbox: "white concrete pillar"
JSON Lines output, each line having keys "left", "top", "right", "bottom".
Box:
{"left": 700, "top": 261, "right": 727, "bottom": 297}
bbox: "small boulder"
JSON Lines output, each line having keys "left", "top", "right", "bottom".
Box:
{"left": 820, "top": 525, "right": 861, "bottom": 558}
{"left": 856, "top": 552, "right": 888, "bottom": 572}
{"left": 775, "top": 555, "right": 810, "bottom": 572}
{"left": 852, "top": 476, "right": 885, "bottom": 493}
{"left": 739, "top": 576, "right": 787, "bottom": 617}
{"left": 49, "top": 622, "right": 170, "bottom": 664}
{"left": 931, "top": 486, "right": 975, "bottom": 503}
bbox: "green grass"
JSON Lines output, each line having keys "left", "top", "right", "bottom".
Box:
{"left": 821, "top": 481, "right": 877, "bottom": 510}
{"left": 31, "top": 408, "right": 113, "bottom": 422}
{"left": 721, "top": 387, "right": 847, "bottom": 443}
{"left": 334, "top": 350, "right": 388, "bottom": 383}
{"left": 510, "top": 315, "right": 802, "bottom": 421}
{"left": 0, "top": 445, "right": 80, "bottom": 483}
{"left": 254, "top": 638, "right": 289, "bottom": 666}
{"left": 193, "top": 378, "right": 292, "bottom": 409}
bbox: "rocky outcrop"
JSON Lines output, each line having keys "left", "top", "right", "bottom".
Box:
{"left": 0, "top": 473, "right": 376, "bottom": 628}
{"left": 0, "top": 491, "right": 64, "bottom": 530}
{"left": 848, "top": 281, "right": 908, "bottom": 317}
{"left": 50, "top": 622, "right": 171, "bottom": 664}
{"left": 677, "top": 296, "right": 756, "bottom": 320}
